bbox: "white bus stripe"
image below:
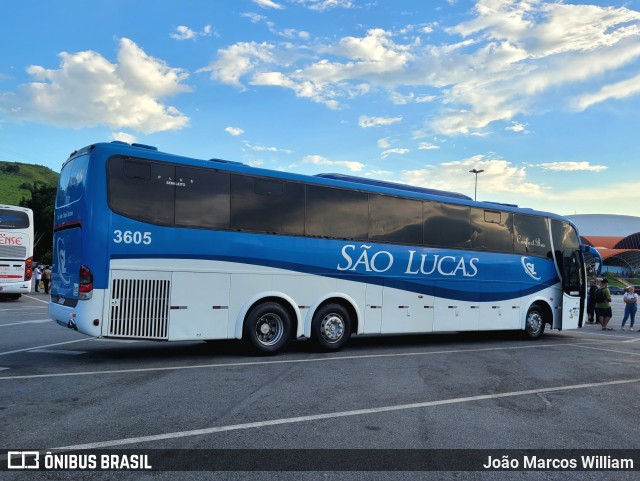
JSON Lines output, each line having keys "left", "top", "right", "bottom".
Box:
{"left": 52, "top": 377, "right": 640, "bottom": 450}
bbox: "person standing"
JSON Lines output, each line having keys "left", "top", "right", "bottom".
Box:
{"left": 587, "top": 279, "right": 597, "bottom": 323}
{"left": 42, "top": 265, "right": 52, "bottom": 294}
{"left": 33, "top": 265, "right": 42, "bottom": 293}
{"left": 621, "top": 286, "right": 638, "bottom": 331}
{"left": 595, "top": 278, "right": 613, "bottom": 330}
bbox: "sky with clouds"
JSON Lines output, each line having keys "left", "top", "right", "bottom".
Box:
{"left": 1, "top": 0, "right": 640, "bottom": 217}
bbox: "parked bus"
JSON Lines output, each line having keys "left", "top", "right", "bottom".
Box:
{"left": 0, "top": 204, "right": 34, "bottom": 300}
{"left": 49, "top": 142, "right": 600, "bottom": 353}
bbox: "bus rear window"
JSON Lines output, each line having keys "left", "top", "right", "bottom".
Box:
{"left": 56, "top": 155, "right": 89, "bottom": 207}
{"left": 0, "top": 209, "right": 29, "bottom": 229}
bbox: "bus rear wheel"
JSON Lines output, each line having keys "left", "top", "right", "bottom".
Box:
{"left": 524, "top": 304, "right": 546, "bottom": 340}
{"left": 243, "top": 302, "right": 292, "bottom": 354}
{"left": 311, "top": 303, "right": 351, "bottom": 351}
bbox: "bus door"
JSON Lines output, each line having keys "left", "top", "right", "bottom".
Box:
{"left": 556, "top": 249, "right": 585, "bottom": 330}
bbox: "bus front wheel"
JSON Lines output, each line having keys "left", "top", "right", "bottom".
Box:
{"left": 243, "top": 302, "right": 292, "bottom": 354}
{"left": 524, "top": 305, "right": 546, "bottom": 340}
{"left": 311, "top": 303, "right": 351, "bottom": 351}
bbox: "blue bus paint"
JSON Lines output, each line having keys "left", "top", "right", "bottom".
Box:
{"left": 50, "top": 142, "right": 598, "bottom": 350}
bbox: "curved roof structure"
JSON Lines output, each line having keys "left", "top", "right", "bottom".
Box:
{"left": 567, "top": 215, "right": 640, "bottom": 271}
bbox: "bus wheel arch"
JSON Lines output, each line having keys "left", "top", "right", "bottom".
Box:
{"left": 238, "top": 294, "right": 300, "bottom": 354}
{"left": 523, "top": 301, "right": 550, "bottom": 340}
{"left": 310, "top": 299, "right": 357, "bottom": 351}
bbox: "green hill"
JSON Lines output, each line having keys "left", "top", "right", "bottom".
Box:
{"left": 0, "top": 162, "right": 59, "bottom": 205}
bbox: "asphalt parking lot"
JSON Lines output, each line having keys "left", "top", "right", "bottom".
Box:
{"left": 1, "top": 291, "right": 639, "bottom": 481}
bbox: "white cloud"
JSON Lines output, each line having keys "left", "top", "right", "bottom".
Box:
{"left": 538, "top": 161, "right": 607, "bottom": 172}
{"left": 2, "top": 38, "right": 190, "bottom": 133}
{"left": 506, "top": 121, "right": 528, "bottom": 133}
{"left": 110, "top": 132, "right": 136, "bottom": 144}
{"left": 377, "top": 138, "right": 390, "bottom": 149}
{"left": 201, "top": 1, "right": 640, "bottom": 136}
{"left": 418, "top": 142, "right": 439, "bottom": 150}
{"left": 358, "top": 115, "right": 402, "bottom": 128}
{"left": 243, "top": 141, "right": 293, "bottom": 154}
{"left": 389, "top": 91, "right": 435, "bottom": 105}
{"left": 381, "top": 148, "right": 410, "bottom": 158}
{"left": 171, "top": 26, "right": 196, "bottom": 40}
{"left": 225, "top": 126, "right": 245, "bottom": 136}
{"left": 294, "top": 0, "right": 355, "bottom": 11}
{"left": 253, "top": 0, "right": 284, "bottom": 9}
{"left": 572, "top": 73, "right": 640, "bottom": 111}
{"left": 198, "top": 42, "right": 275, "bottom": 90}
{"left": 401, "top": 155, "right": 546, "bottom": 198}
{"left": 170, "top": 25, "right": 214, "bottom": 41}
{"left": 303, "top": 154, "right": 364, "bottom": 172}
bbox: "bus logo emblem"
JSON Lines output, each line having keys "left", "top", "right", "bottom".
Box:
{"left": 56, "top": 237, "right": 71, "bottom": 286}
{"left": 521, "top": 257, "right": 541, "bottom": 281}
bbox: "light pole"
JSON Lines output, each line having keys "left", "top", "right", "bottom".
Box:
{"left": 469, "top": 168, "right": 484, "bottom": 201}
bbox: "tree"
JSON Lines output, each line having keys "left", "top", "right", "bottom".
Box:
{"left": 20, "top": 182, "right": 56, "bottom": 264}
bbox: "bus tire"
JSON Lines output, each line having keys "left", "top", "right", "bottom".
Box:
{"left": 524, "top": 304, "right": 546, "bottom": 340}
{"left": 243, "top": 302, "right": 292, "bottom": 354}
{"left": 311, "top": 303, "right": 351, "bottom": 351}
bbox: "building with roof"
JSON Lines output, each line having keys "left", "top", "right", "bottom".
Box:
{"left": 566, "top": 214, "right": 640, "bottom": 275}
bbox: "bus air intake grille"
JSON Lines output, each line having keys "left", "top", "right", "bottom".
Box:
{"left": 108, "top": 278, "right": 170, "bottom": 339}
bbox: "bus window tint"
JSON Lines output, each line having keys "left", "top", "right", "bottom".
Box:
{"left": 471, "top": 209, "right": 514, "bottom": 253}
{"left": 230, "top": 175, "right": 304, "bottom": 235}
{"left": 175, "top": 167, "right": 230, "bottom": 229}
{"left": 514, "top": 215, "right": 551, "bottom": 257}
{"left": 423, "top": 202, "right": 472, "bottom": 249}
{"left": 369, "top": 194, "right": 422, "bottom": 244}
{"left": 108, "top": 157, "right": 175, "bottom": 225}
{"left": 306, "top": 185, "right": 368, "bottom": 240}
{"left": 56, "top": 155, "right": 89, "bottom": 207}
{"left": 0, "top": 209, "right": 29, "bottom": 229}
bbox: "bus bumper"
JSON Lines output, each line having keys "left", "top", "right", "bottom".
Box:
{"left": 49, "top": 290, "right": 105, "bottom": 337}
{"left": 0, "top": 281, "right": 32, "bottom": 294}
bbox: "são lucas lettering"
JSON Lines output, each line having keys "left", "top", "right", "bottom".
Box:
{"left": 337, "top": 244, "right": 479, "bottom": 277}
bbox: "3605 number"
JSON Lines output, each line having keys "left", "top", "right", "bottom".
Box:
{"left": 113, "top": 230, "right": 152, "bottom": 245}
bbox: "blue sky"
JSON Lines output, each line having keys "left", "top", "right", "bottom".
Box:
{"left": 2, "top": 0, "right": 640, "bottom": 216}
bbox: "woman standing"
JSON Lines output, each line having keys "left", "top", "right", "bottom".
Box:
{"left": 621, "top": 286, "right": 638, "bottom": 331}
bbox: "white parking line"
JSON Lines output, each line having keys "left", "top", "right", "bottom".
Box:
{"left": 22, "top": 295, "right": 49, "bottom": 304}
{"left": 573, "top": 344, "right": 640, "bottom": 356}
{"left": 0, "top": 306, "right": 47, "bottom": 312}
{"left": 51, "top": 377, "right": 640, "bottom": 450}
{"left": 0, "top": 339, "right": 90, "bottom": 357}
{"left": 0, "top": 339, "right": 628, "bottom": 381}
{"left": 29, "top": 349, "right": 87, "bottom": 355}
{"left": 0, "top": 319, "right": 51, "bottom": 327}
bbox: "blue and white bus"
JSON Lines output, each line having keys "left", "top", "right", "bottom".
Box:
{"left": 49, "top": 142, "right": 600, "bottom": 353}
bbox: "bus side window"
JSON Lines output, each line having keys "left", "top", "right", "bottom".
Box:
{"left": 175, "top": 167, "right": 230, "bottom": 229}
{"left": 471, "top": 209, "right": 514, "bottom": 253}
{"left": 230, "top": 175, "right": 304, "bottom": 235}
{"left": 514, "top": 215, "right": 551, "bottom": 257}
{"left": 108, "top": 157, "right": 175, "bottom": 226}
{"left": 369, "top": 194, "right": 422, "bottom": 245}
{"left": 306, "top": 185, "right": 368, "bottom": 240}
{"left": 423, "top": 202, "right": 472, "bottom": 249}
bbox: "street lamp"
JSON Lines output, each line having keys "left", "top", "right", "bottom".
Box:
{"left": 469, "top": 168, "right": 484, "bottom": 201}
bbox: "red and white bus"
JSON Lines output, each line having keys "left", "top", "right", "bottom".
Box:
{"left": 0, "top": 204, "right": 34, "bottom": 300}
